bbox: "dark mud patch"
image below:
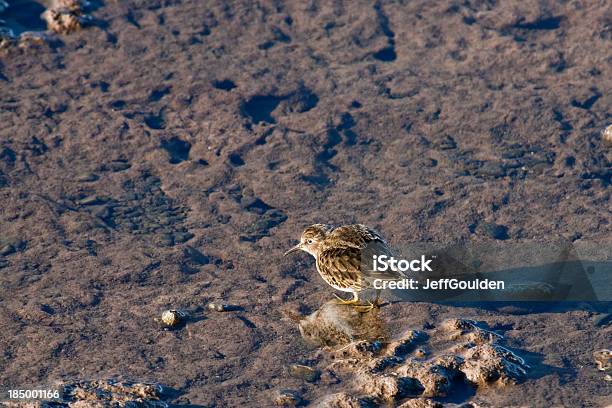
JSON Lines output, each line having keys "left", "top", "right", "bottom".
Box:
{"left": 212, "top": 78, "right": 236, "bottom": 91}
{"left": 161, "top": 136, "right": 191, "bottom": 164}
{"left": 144, "top": 112, "right": 166, "bottom": 129}
{"left": 241, "top": 94, "right": 283, "bottom": 124}
{"left": 514, "top": 16, "right": 564, "bottom": 31}
{"left": 241, "top": 87, "right": 319, "bottom": 124}
{"left": 373, "top": 46, "right": 397, "bottom": 62}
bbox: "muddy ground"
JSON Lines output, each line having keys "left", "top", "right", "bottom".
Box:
{"left": 0, "top": 0, "right": 611, "bottom": 406}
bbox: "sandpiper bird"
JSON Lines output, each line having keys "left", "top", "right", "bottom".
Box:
{"left": 284, "top": 224, "right": 404, "bottom": 311}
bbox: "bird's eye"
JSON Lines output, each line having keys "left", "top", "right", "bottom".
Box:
{"left": 306, "top": 239, "right": 314, "bottom": 244}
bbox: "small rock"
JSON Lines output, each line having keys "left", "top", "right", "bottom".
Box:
{"left": 602, "top": 124, "right": 612, "bottom": 146}
{"left": 414, "top": 348, "right": 427, "bottom": 358}
{"left": 274, "top": 389, "right": 302, "bottom": 407}
{"left": 207, "top": 302, "right": 227, "bottom": 312}
{"left": 288, "top": 364, "right": 320, "bottom": 382}
{"left": 161, "top": 309, "right": 186, "bottom": 328}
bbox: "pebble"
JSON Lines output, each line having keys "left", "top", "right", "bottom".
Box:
{"left": 207, "top": 302, "right": 227, "bottom": 312}
{"left": 161, "top": 310, "right": 186, "bottom": 328}
{"left": 602, "top": 124, "right": 612, "bottom": 145}
{"left": 288, "top": 364, "right": 320, "bottom": 382}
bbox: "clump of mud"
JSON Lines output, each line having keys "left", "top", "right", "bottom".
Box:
{"left": 0, "top": 0, "right": 90, "bottom": 50}
{"left": 42, "top": 0, "right": 90, "bottom": 34}
{"left": 593, "top": 349, "right": 611, "bottom": 382}
{"left": 292, "top": 302, "right": 530, "bottom": 407}
{"left": 0, "top": 23, "right": 45, "bottom": 50}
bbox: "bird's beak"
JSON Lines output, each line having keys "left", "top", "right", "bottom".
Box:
{"left": 284, "top": 243, "right": 302, "bottom": 256}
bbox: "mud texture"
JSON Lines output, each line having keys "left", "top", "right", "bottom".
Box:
{"left": 0, "top": 0, "right": 611, "bottom": 407}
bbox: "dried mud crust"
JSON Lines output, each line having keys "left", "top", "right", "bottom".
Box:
{"left": 0, "top": 0, "right": 611, "bottom": 407}
{"left": 294, "top": 303, "right": 530, "bottom": 407}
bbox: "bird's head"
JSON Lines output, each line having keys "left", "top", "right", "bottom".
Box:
{"left": 284, "top": 224, "right": 333, "bottom": 258}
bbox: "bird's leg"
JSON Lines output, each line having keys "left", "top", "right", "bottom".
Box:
{"left": 334, "top": 292, "right": 360, "bottom": 305}
{"left": 354, "top": 290, "right": 382, "bottom": 313}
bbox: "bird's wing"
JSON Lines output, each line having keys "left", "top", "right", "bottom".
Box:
{"left": 328, "top": 224, "right": 387, "bottom": 248}
{"left": 316, "top": 246, "right": 369, "bottom": 290}
{"left": 324, "top": 225, "right": 404, "bottom": 283}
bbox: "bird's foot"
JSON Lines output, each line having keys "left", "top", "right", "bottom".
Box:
{"left": 334, "top": 293, "right": 360, "bottom": 305}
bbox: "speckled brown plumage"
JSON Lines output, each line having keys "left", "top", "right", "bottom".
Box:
{"left": 285, "top": 224, "right": 405, "bottom": 309}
